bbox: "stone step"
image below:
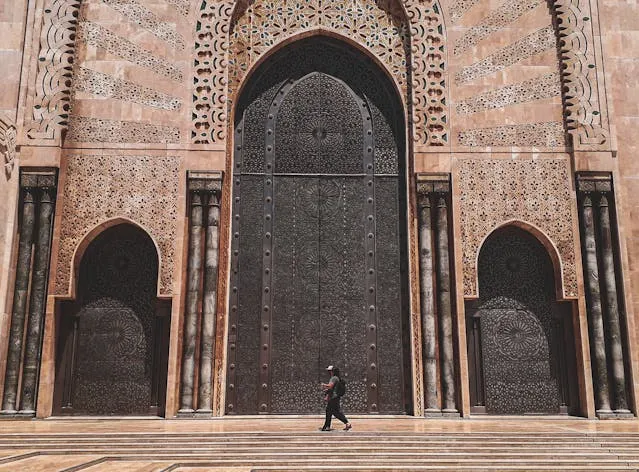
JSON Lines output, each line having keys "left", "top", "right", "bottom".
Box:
{"left": 3, "top": 438, "right": 639, "bottom": 448}
{"left": 32, "top": 455, "right": 639, "bottom": 468}
{"left": 4, "top": 442, "right": 637, "bottom": 452}
{"left": 9, "top": 446, "right": 637, "bottom": 455}
{"left": 4, "top": 433, "right": 639, "bottom": 441}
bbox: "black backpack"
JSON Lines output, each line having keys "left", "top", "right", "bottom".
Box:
{"left": 334, "top": 378, "right": 346, "bottom": 397}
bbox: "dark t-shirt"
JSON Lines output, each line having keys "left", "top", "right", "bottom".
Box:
{"left": 329, "top": 376, "right": 340, "bottom": 400}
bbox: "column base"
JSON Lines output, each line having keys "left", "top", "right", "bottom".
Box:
{"left": 195, "top": 409, "right": 213, "bottom": 418}
{"left": 613, "top": 409, "right": 634, "bottom": 419}
{"left": 424, "top": 408, "right": 442, "bottom": 418}
{"left": 0, "top": 410, "right": 34, "bottom": 419}
{"left": 176, "top": 408, "right": 195, "bottom": 418}
{"left": 442, "top": 408, "right": 461, "bottom": 418}
{"left": 596, "top": 409, "right": 616, "bottom": 419}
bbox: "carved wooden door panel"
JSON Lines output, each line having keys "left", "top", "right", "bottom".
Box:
{"left": 54, "top": 224, "right": 169, "bottom": 416}
{"left": 467, "top": 226, "right": 577, "bottom": 414}
{"left": 227, "top": 38, "right": 408, "bottom": 415}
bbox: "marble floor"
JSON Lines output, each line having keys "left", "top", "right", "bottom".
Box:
{"left": 2, "top": 416, "right": 639, "bottom": 471}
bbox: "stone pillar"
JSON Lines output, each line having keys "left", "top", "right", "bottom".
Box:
{"left": 197, "top": 176, "right": 222, "bottom": 415}
{"left": 416, "top": 179, "right": 438, "bottom": 414}
{"left": 415, "top": 174, "right": 458, "bottom": 416}
{"left": 1, "top": 186, "right": 36, "bottom": 414}
{"left": 598, "top": 195, "right": 629, "bottom": 413}
{"left": 579, "top": 194, "right": 611, "bottom": 414}
{"left": 179, "top": 171, "right": 223, "bottom": 417}
{"left": 435, "top": 195, "right": 457, "bottom": 415}
{"left": 576, "top": 173, "right": 632, "bottom": 418}
{"left": 20, "top": 184, "right": 56, "bottom": 414}
{"left": 179, "top": 191, "right": 204, "bottom": 414}
{"left": 2, "top": 170, "right": 57, "bottom": 416}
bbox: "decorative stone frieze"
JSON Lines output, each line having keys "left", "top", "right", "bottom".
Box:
{"left": 66, "top": 116, "right": 181, "bottom": 144}
{"left": 165, "top": 0, "right": 191, "bottom": 16}
{"left": 73, "top": 68, "right": 182, "bottom": 110}
{"left": 77, "top": 20, "right": 184, "bottom": 81}
{"left": 99, "top": 0, "right": 186, "bottom": 50}
{"left": 459, "top": 159, "right": 578, "bottom": 299}
{"left": 0, "top": 116, "right": 17, "bottom": 177}
{"left": 455, "top": 25, "right": 557, "bottom": 85}
{"left": 456, "top": 73, "right": 561, "bottom": 115}
{"left": 192, "top": 1, "right": 234, "bottom": 144}
{"left": 550, "top": 0, "right": 611, "bottom": 149}
{"left": 453, "top": 0, "right": 544, "bottom": 56}
{"left": 54, "top": 155, "right": 180, "bottom": 297}
{"left": 25, "top": 0, "right": 80, "bottom": 142}
{"left": 458, "top": 122, "right": 565, "bottom": 147}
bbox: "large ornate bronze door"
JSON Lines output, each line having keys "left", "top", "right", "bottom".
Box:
{"left": 227, "top": 38, "right": 409, "bottom": 414}
{"left": 54, "top": 224, "right": 170, "bottom": 416}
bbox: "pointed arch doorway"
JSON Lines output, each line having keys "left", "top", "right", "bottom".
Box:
{"left": 226, "top": 37, "right": 411, "bottom": 415}
{"left": 466, "top": 226, "right": 579, "bottom": 415}
{"left": 53, "top": 224, "right": 171, "bottom": 416}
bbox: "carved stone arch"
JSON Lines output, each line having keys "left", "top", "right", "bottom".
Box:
{"left": 193, "top": 0, "right": 448, "bottom": 146}
{"left": 68, "top": 217, "right": 165, "bottom": 300}
{"left": 231, "top": 29, "right": 408, "bottom": 125}
{"left": 475, "top": 220, "right": 566, "bottom": 302}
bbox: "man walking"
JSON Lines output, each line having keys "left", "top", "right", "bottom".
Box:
{"left": 320, "top": 365, "right": 352, "bottom": 431}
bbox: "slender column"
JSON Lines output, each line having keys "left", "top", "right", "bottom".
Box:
{"left": 179, "top": 191, "right": 204, "bottom": 413}
{"left": 417, "top": 191, "right": 438, "bottom": 413}
{"left": 20, "top": 186, "right": 56, "bottom": 414}
{"left": 435, "top": 195, "right": 457, "bottom": 414}
{"left": 580, "top": 195, "right": 611, "bottom": 413}
{"left": 197, "top": 190, "right": 221, "bottom": 413}
{"left": 599, "top": 195, "right": 629, "bottom": 412}
{"left": 1, "top": 187, "right": 37, "bottom": 414}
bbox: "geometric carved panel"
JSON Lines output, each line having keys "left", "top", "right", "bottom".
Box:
{"left": 458, "top": 158, "right": 578, "bottom": 299}
{"left": 54, "top": 155, "right": 180, "bottom": 297}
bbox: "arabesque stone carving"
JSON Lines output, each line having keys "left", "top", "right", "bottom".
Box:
{"left": 192, "top": 0, "right": 448, "bottom": 146}
{"left": 54, "top": 155, "right": 180, "bottom": 297}
{"left": 0, "top": 116, "right": 17, "bottom": 177}
{"left": 458, "top": 159, "right": 578, "bottom": 299}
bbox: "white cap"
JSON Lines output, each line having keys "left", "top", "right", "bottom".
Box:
{"left": 326, "top": 365, "right": 334, "bottom": 371}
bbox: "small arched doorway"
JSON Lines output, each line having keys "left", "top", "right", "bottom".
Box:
{"left": 54, "top": 224, "right": 170, "bottom": 415}
{"left": 466, "top": 226, "right": 579, "bottom": 415}
{"left": 227, "top": 37, "right": 410, "bottom": 414}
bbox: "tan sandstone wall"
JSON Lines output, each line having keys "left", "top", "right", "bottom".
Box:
{"left": 598, "top": 0, "right": 639, "bottom": 409}
{"left": 0, "top": 0, "right": 29, "bottom": 404}
{"left": 0, "top": 0, "right": 634, "bottom": 418}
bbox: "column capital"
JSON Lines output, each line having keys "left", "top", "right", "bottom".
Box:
{"left": 20, "top": 169, "right": 57, "bottom": 189}
{"left": 416, "top": 173, "right": 450, "bottom": 197}
{"left": 576, "top": 172, "right": 612, "bottom": 195}
{"left": 188, "top": 171, "right": 223, "bottom": 194}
